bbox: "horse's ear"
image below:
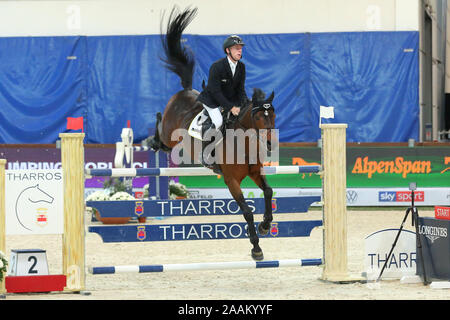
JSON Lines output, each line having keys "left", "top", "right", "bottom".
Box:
{"left": 252, "top": 88, "right": 258, "bottom": 102}
{"left": 267, "top": 91, "right": 275, "bottom": 102}
{"left": 252, "top": 88, "right": 265, "bottom": 102}
{"left": 202, "top": 80, "right": 206, "bottom": 90}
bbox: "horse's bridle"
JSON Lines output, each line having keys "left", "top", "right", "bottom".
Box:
{"left": 251, "top": 103, "right": 274, "bottom": 117}
{"left": 229, "top": 102, "right": 274, "bottom": 130}
{"left": 225, "top": 102, "right": 274, "bottom": 152}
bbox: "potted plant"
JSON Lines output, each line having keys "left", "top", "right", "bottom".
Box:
{"left": 86, "top": 178, "right": 134, "bottom": 224}
{"left": 169, "top": 180, "right": 188, "bottom": 199}
{"left": 0, "top": 250, "right": 8, "bottom": 283}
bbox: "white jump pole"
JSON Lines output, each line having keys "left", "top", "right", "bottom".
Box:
{"left": 89, "top": 259, "right": 323, "bottom": 274}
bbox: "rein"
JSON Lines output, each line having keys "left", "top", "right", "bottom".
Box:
{"left": 228, "top": 102, "right": 273, "bottom": 130}
{"left": 224, "top": 103, "right": 272, "bottom": 153}
{"left": 230, "top": 104, "right": 252, "bottom": 130}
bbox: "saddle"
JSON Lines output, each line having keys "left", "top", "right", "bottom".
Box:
{"left": 187, "top": 109, "right": 209, "bottom": 141}
{"left": 187, "top": 108, "right": 234, "bottom": 141}
{"left": 187, "top": 108, "right": 237, "bottom": 175}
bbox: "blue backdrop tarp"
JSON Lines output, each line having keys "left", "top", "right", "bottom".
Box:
{"left": 0, "top": 31, "right": 418, "bottom": 144}
{"left": 309, "top": 32, "right": 419, "bottom": 142}
{"left": 0, "top": 36, "right": 86, "bottom": 143}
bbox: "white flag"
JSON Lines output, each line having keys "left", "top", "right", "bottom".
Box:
{"left": 319, "top": 106, "right": 334, "bottom": 127}
{"left": 320, "top": 106, "right": 334, "bottom": 119}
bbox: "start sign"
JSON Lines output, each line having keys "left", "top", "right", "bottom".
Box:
{"left": 435, "top": 207, "right": 450, "bottom": 220}
{"left": 5, "top": 169, "right": 64, "bottom": 235}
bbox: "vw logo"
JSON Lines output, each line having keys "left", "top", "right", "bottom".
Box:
{"left": 346, "top": 190, "right": 358, "bottom": 204}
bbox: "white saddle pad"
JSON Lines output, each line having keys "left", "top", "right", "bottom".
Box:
{"left": 188, "top": 110, "right": 208, "bottom": 140}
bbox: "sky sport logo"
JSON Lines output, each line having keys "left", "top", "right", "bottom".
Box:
{"left": 378, "top": 191, "right": 425, "bottom": 202}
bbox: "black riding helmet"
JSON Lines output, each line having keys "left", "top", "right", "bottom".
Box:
{"left": 223, "top": 35, "right": 245, "bottom": 54}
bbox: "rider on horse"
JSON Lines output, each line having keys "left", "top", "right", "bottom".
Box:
{"left": 153, "top": 7, "right": 276, "bottom": 260}
{"left": 196, "top": 35, "right": 249, "bottom": 166}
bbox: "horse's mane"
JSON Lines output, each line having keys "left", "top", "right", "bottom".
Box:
{"left": 234, "top": 88, "right": 265, "bottom": 122}
{"left": 160, "top": 6, "right": 197, "bottom": 90}
{"left": 252, "top": 88, "right": 266, "bottom": 102}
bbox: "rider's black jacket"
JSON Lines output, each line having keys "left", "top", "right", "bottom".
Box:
{"left": 197, "top": 57, "right": 248, "bottom": 111}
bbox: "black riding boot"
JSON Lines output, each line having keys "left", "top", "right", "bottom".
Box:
{"left": 201, "top": 139, "right": 213, "bottom": 168}
{"left": 201, "top": 127, "right": 222, "bottom": 174}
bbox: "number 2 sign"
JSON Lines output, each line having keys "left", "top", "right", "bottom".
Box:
{"left": 8, "top": 249, "right": 49, "bottom": 276}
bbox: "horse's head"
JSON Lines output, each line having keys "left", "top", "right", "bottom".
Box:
{"left": 27, "top": 184, "right": 54, "bottom": 204}
{"left": 250, "top": 88, "right": 276, "bottom": 151}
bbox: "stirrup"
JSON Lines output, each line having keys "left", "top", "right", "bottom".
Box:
{"left": 201, "top": 159, "right": 221, "bottom": 174}
{"left": 205, "top": 163, "right": 222, "bottom": 175}
{"left": 201, "top": 147, "right": 222, "bottom": 175}
{"left": 201, "top": 155, "right": 213, "bottom": 168}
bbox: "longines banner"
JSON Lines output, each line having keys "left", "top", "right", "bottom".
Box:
{"left": 1, "top": 145, "right": 449, "bottom": 206}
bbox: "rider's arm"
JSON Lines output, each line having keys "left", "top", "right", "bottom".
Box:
{"left": 237, "top": 63, "right": 248, "bottom": 107}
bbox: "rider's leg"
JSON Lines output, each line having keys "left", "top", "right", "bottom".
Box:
{"left": 203, "top": 104, "right": 223, "bottom": 130}
{"left": 202, "top": 105, "right": 223, "bottom": 166}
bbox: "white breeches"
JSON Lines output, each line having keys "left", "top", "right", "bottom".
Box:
{"left": 203, "top": 104, "right": 223, "bottom": 129}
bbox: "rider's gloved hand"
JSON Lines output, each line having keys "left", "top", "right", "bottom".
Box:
{"left": 230, "top": 106, "right": 240, "bottom": 116}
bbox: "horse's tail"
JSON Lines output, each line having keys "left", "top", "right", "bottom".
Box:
{"left": 160, "top": 6, "right": 197, "bottom": 90}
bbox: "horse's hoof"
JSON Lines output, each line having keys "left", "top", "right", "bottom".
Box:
{"left": 251, "top": 249, "right": 264, "bottom": 261}
{"left": 258, "top": 223, "right": 270, "bottom": 236}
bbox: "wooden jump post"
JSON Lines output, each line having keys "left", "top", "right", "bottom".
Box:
{"left": 320, "top": 123, "right": 353, "bottom": 282}
{"left": 59, "top": 133, "right": 86, "bottom": 292}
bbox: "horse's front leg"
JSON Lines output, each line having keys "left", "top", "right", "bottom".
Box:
{"left": 225, "top": 178, "right": 263, "bottom": 261}
{"left": 249, "top": 172, "right": 273, "bottom": 236}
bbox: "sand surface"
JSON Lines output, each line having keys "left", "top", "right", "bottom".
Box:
{"left": 3, "top": 207, "right": 449, "bottom": 301}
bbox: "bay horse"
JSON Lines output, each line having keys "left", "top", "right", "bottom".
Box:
{"left": 148, "top": 7, "right": 276, "bottom": 260}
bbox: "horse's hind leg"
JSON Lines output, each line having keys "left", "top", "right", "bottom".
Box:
{"left": 146, "top": 112, "right": 173, "bottom": 152}
{"left": 225, "top": 178, "right": 263, "bottom": 260}
{"left": 249, "top": 172, "right": 273, "bottom": 236}
{"left": 146, "top": 112, "right": 163, "bottom": 151}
